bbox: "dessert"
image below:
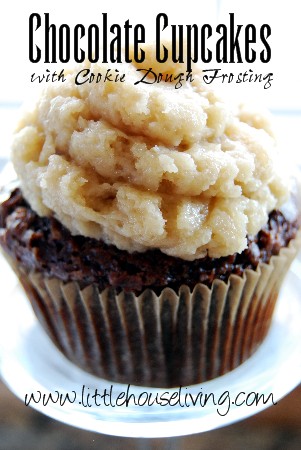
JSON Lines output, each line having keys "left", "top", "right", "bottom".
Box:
{"left": 0, "top": 45, "right": 300, "bottom": 387}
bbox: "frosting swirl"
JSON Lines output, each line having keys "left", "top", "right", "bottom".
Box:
{"left": 12, "top": 45, "right": 288, "bottom": 259}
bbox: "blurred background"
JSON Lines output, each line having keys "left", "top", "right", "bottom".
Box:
{"left": 0, "top": 379, "right": 301, "bottom": 449}
{"left": 0, "top": 0, "right": 300, "bottom": 448}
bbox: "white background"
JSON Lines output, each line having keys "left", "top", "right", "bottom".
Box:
{"left": 0, "top": 0, "right": 300, "bottom": 164}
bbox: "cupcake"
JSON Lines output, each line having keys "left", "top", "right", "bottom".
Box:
{"left": 0, "top": 45, "right": 300, "bottom": 387}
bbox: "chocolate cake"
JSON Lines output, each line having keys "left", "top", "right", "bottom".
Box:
{"left": 1, "top": 42, "right": 300, "bottom": 386}
{"left": 1, "top": 189, "right": 299, "bottom": 295}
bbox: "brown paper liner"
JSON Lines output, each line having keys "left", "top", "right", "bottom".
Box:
{"left": 4, "top": 232, "right": 301, "bottom": 388}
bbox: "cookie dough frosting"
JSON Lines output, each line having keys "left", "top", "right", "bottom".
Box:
{"left": 12, "top": 44, "right": 288, "bottom": 260}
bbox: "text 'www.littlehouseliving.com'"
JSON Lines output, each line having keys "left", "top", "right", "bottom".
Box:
{"left": 24, "top": 385, "right": 277, "bottom": 417}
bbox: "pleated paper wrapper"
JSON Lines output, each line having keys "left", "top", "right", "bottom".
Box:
{"left": 7, "top": 231, "right": 301, "bottom": 388}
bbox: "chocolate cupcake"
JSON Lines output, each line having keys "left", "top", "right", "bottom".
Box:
{"left": 1, "top": 45, "right": 300, "bottom": 387}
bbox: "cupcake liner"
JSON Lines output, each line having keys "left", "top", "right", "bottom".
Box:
{"left": 4, "top": 231, "right": 301, "bottom": 388}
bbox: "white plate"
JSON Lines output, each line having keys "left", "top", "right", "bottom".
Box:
{"left": 0, "top": 253, "right": 301, "bottom": 438}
